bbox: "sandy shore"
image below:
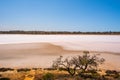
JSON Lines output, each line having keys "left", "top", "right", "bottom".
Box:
{"left": 0, "top": 43, "right": 120, "bottom": 70}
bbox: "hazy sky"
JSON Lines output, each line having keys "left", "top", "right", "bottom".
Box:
{"left": 0, "top": 0, "right": 120, "bottom": 31}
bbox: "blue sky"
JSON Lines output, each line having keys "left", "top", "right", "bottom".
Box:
{"left": 0, "top": 0, "right": 120, "bottom": 31}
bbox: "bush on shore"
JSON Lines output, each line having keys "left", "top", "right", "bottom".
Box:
{"left": 42, "top": 72, "right": 54, "bottom": 80}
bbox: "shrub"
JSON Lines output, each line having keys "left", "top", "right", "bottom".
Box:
{"left": 106, "top": 70, "right": 118, "bottom": 74}
{"left": 87, "top": 69, "right": 97, "bottom": 74}
{"left": 42, "top": 73, "right": 54, "bottom": 80}
{"left": 17, "top": 68, "right": 30, "bottom": 72}
{"left": 106, "top": 70, "right": 119, "bottom": 78}
{"left": 0, "top": 68, "right": 13, "bottom": 72}
{"left": 79, "top": 72, "right": 92, "bottom": 79}
{"left": 79, "top": 71, "right": 101, "bottom": 79}
{"left": 0, "top": 78, "right": 10, "bottom": 80}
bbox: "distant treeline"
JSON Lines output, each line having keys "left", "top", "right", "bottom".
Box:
{"left": 0, "top": 31, "right": 120, "bottom": 35}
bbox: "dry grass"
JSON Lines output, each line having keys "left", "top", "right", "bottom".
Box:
{"left": 0, "top": 69, "right": 120, "bottom": 80}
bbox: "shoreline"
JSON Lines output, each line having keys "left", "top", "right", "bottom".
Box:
{"left": 1, "top": 34, "right": 120, "bottom": 35}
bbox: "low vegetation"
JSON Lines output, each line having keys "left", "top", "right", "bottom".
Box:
{"left": 0, "top": 51, "right": 120, "bottom": 80}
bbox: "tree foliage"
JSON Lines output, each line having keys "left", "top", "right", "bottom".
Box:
{"left": 52, "top": 55, "right": 77, "bottom": 76}
{"left": 72, "top": 51, "right": 105, "bottom": 72}
{"left": 52, "top": 51, "right": 105, "bottom": 76}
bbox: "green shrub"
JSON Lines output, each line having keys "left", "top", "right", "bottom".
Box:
{"left": 79, "top": 72, "right": 92, "bottom": 79}
{"left": 91, "top": 73, "right": 100, "bottom": 79}
{"left": 79, "top": 71, "right": 101, "bottom": 79}
{"left": 42, "top": 73, "right": 54, "bottom": 80}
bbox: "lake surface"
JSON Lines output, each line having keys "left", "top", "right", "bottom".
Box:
{"left": 0, "top": 34, "right": 120, "bottom": 53}
{"left": 0, "top": 34, "right": 120, "bottom": 69}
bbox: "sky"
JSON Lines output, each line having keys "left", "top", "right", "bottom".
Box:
{"left": 0, "top": 0, "right": 120, "bottom": 31}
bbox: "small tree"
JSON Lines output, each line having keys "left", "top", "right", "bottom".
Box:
{"left": 52, "top": 51, "right": 105, "bottom": 76}
{"left": 72, "top": 51, "right": 105, "bottom": 72}
{"left": 52, "top": 56, "right": 77, "bottom": 76}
